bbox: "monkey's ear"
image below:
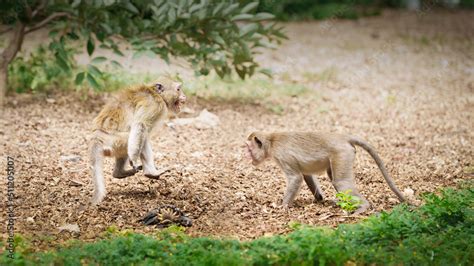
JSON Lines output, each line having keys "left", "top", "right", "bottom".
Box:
{"left": 155, "top": 83, "right": 164, "bottom": 93}
{"left": 254, "top": 136, "right": 263, "bottom": 148}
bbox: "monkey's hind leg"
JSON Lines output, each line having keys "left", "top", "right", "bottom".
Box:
{"left": 303, "top": 175, "right": 324, "bottom": 202}
{"left": 330, "top": 153, "right": 370, "bottom": 215}
{"left": 113, "top": 157, "right": 137, "bottom": 178}
{"left": 91, "top": 141, "right": 106, "bottom": 204}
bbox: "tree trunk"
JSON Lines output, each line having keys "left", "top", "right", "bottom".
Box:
{"left": 0, "top": 65, "right": 7, "bottom": 107}
{"left": 0, "top": 23, "right": 25, "bottom": 107}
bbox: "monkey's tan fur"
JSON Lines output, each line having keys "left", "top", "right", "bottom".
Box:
{"left": 90, "top": 77, "right": 186, "bottom": 204}
{"left": 246, "top": 131, "right": 405, "bottom": 214}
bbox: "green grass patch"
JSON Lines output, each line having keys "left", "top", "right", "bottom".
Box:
{"left": 2, "top": 185, "right": 473, "bottom": 265}
{"left": 185, "top": 75, "right": 309, "bottom": 103}
{"left": 302, "top": 67, "right": 339, "bottom": 83}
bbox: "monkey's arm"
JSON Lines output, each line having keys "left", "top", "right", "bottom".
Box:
{"left": 128, "top": 105, "right": 153, "bottom": 168}
{"left": 282, "top": 170, "right": 303, "bottom": 206}
{"left": 128, "top": 103, "right": 163, "bottom": 168}
{"left": 128, "top": 121, "right": 146, "bottom": 169}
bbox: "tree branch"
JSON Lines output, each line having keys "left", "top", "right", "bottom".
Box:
{"left": 32, "top": 0, "right": 48, "bottom": 18}
{"left": 24, "top": 12, "right": 71, "bottom": 34}
{"left": 23, "top": 0, "right": 33, "bottom": 21}
{"left": 0, "top": 23, "right": 26, "bottom": 67}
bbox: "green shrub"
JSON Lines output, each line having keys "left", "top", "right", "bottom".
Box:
{"left": 8, "top": 46, "right": 75, "bottom": 93}
{"left": 246, "top": 0, "right": 382, "bottom": 21}
{"left": 460, "top": 0, "right": 474, "bottom": 8}
{"left": 336, "top": 189, "right": 362, "bottom": 211}
{"left": 312, "top": 3, "right": 359, "bottom": 20}
{"left": 2, "top": 185, "right": 472, "bottom": 265}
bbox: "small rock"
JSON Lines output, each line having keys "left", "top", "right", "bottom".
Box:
{"left": 191, "top": 151, "right": 204, "bottom": 158}
{"left": 26, "top": 217, "right": 35, "bottom": 223}
{"left": 181, "top": 107, "right": 195, "bottom": 114}
{"left": 403, "top": 188, "right": 415, "bottom": 198}
{"left": 155, "top": 152, "right": 165, "bottom": 160}
{"left": 235, "top": 192, "right": 246, "bottom": 200}
{"left": 58, "top": 223, "right": 80, "bottom": 233}
{"left": 46, "top": 98, "right": 56, "bottom": 104}
{"left": 168, "top": 118, "right": 193, "bottom": 127}
{"left": 68, "top": 180, "right": 83, "bottom": 187}
{"left": 60, "top": 155, "right": 81, "bottom": 162}
{"left": 194, "top": 109, "right": 219, "bottom": 129}
{"left": 388, "top": 197, "right": 398, "bottom": 204}
{"left": 168, "top": 109, "right": 220, "bottom": 129}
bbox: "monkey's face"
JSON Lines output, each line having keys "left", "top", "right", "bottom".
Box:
{"left": 246, "top": 134, "right": 267, "bottom": 166}
{"left": 156, "top": 81, "right": 187, "bottom": 114}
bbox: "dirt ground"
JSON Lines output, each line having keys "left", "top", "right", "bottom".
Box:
{"left": 1, "top": 10, "right": 473, "bottom": 250}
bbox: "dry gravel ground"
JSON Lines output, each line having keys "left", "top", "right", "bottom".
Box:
{"left": 1, "top": 10, "right": 473, "bottom": 250}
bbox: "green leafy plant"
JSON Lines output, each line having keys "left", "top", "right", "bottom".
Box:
{"left": 2, "top": 186, "right": 472, "bottom": 265}
{"left": 8, "top": 45, "right": 75, "bottom": 93}
{"left": 0, "top": 0, "right": 286, "bottom": 104}
{"left": 252, "top": 0, "right": 382, "bottom": 21}
{"left": 335, "top": 189, "right": 362, "bottom": 212}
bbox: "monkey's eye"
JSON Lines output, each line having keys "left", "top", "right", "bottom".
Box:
{"left": 155, "top": 83, "right": 164, "bottom": 93}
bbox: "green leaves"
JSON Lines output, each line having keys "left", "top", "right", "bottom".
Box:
{"left": 7, "top": 0, "right": 286, "bottom": 95}
{"left": 86, "top": 73, "right": 100, "bottom": 90}
{"left": 87, "top": 38, "right": 95, "bottom": 56}
{"left": 254, "top": 12, "right": 275, "bottom": 21}
{"left": 73, "top": 65, "right": 101, "bottom": 90}
{"left": 110, "top": 60, "right": 122, "bottom": 68}
{"left": 75, "top": 72, "right": 85, "bottom": 85}
{"left": 239, "top": 23, "right": 259, "bottom": 37}
{"left": 241, "top": 2, "right": 259, "bottom": 13}
{"left": 231, "top": 14, "right": 254, "bottom": 21}
{"left": 222, "top": 3, "right": 239, "bottom": 16}
{"left": 124, "top": 2, "right": 139, "bottom": 14}
{"left": 87, "top": 64, "right": 102, "bottom": 77}
{"left": 336, "top": 190, "right": 362, "bottom": 212}
{"left": 4, "top": 187, "right": 472, "bottom": 265}
{"left": 91, "top": 56, "right": 107, "bottom": 64}
{"left": 55, "top": 54, "right": 70, "bottom": 72}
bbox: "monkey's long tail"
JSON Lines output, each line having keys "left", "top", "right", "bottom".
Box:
{"left": 349, "top": 137, "right": 406, "bottom": 202}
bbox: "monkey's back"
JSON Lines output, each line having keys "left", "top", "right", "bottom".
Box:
{"left": 270, "top": 132, "right": 354, "bottom": 173}
{"left": 93, "top": 85, "right": 165, "bottom": 132}
{"left": 93, "top": 100, "right": 131, "bottom": 132}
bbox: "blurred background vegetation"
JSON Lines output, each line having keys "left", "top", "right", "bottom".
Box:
{"left": 251, "top": 0, "right": 474, "bottom": 20}
{"left": 1, "top": 0, "right": 472, "bottom": 103}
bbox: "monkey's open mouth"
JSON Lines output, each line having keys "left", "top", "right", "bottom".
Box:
{"left": 245, "top": 146, "right": 257, "bottom": 164}
{"left": 245, "top": 147, "right": 252, "bottom": 160}
{"left": 174, "top": 99, "right": 185, "bottom": 112}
